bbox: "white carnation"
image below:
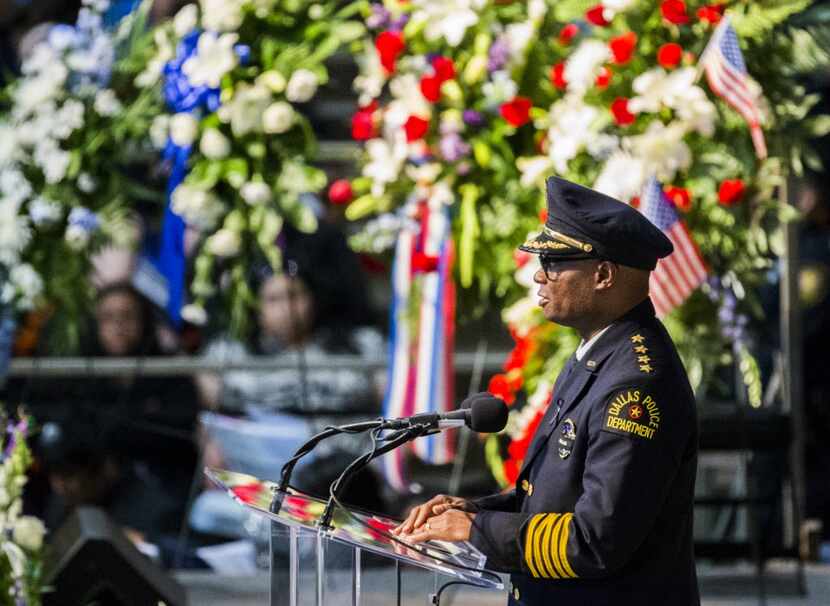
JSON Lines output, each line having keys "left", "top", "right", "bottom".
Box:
{"left": 240, "top": 181, "right": 272, "bottom": 205}
{"left": 181, "top": 303, "right": 208, "bottom": 325}
{"left": 12, "top": 516, "right": 45, "bottom": 552}
{"left": 183, "top": 32, "right": 239, "bottom": 88}
{"left": 199, "top": 128, "right": 231, "bottom": 159}
{"left": 414, "top": 0, "right": 482, "bottom": 47}
{"left": 262, "top": 102, "right": 294, "bottom": 134}
{"left": 93, "top": 89, "right": 122, "bottom": 117}
{"left": 171, "top": 184, "right": 225, "bottom": 230}
{"left": 625, "top": 120, "right": 691, "bottom": 182}
{"left": 150, "top": 115, "right": 170, "bottom": 149}
{"left": 9, "top": 264, "right": 43, "bottom": 310}
{"left": 593, "top": 151, "right": 646, "bottom": 202}
{"left": 28, "top": 196, "right": 62, "bottom": 225}
{"left": 205, "top": 228, "right": 241, "bottom": 257}
{"left": 199, "top": 0, "right": 244, "bottom": 32}
{"left": 174, "top": 3, "right": 199, "bottom": 37}
{"left": 285, "top": 69, "right": 319, "bottom": 103}
{"left": 564, "top": 40, "right": 611, "bottom": 96}
{"left": 257, "top": 70, "right": 286, "bottom": 93}
{"left": 226, "top": 83, "right": 271, "bottom": 137}
{"left": 170, "top": 113, "right": 199, "bottom": 147}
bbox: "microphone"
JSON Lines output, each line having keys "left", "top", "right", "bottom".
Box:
{"left": 382, "top": 395, "right": 508, "bottom": 433}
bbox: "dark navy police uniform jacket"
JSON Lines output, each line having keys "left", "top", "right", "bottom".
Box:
{"left": 468, "top": 298, "right": 699, "bottom": 606}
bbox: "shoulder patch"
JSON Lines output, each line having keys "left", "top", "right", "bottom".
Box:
{"left": 603, "top": 388, "right": 661, "bottom": 440}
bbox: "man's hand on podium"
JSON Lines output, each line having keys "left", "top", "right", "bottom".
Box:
{"left": 392, "top": 494, "right": 476, "bottom": 543}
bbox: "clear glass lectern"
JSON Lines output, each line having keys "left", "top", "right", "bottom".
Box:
{"left": 206, "top": 467, "right": 504, "bottom": 606}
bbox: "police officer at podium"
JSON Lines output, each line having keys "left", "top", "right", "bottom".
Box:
{"left": 394, "top": 177, "right": 700, "bottom": 606}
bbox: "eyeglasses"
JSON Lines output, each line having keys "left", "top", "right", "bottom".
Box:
{"left": 538, "top": 256, "right": 607, "bottom": 280}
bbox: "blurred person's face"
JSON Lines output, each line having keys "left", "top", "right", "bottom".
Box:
{"left": 259, "top": 274, "right": 314, "bottom": 345}
{"left": 96, "top": 291, "right": 144, "bottom": 356}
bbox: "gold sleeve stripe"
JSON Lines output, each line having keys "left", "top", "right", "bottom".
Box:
{"left": 531, "top": 514, "right": 552, "bottom": 578}
{"left": 524, "top": 514, "right": 544, "bottom": 577}
{"left": 547, "top": 514, "right": 568, "bottom": 578}
{"left": 558, "top": 513, "right": 578, "bottom": 578}
{"left": 537, "top": 514, "right": 560, "bottom": 579}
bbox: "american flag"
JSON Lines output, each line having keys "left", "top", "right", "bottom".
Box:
{"left": 640, "top": 178, "right": 707, "bottom": 318}
{"left": 700, "top": 16, "right": 767, "bottom": 159}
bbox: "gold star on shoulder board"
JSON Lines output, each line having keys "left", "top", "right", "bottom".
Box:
{"left": 630, "top": 334, "right": 645, "bottom": 344}
{"left": 634, "top": 345, "right": 648, "bottom": 354}
{"left": 638, "top": 355, "right": 651, "bottom": 364}
{"left": 639, "top": 363, "right": 653, "bottom": 373}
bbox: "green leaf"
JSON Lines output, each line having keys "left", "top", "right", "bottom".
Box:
{"left": 459, "top": 184, "right": 480, "bottom": 288}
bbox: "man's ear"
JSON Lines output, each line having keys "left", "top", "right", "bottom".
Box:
{"left": 595, "top": 261, "right": 617, "bottom": 290}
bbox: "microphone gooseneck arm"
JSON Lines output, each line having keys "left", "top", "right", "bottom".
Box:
{"left": 277, "top": 419, "right": 385, "bottom": 493}
{"left": 318, "top": 423, "right": 432, "bottom": 529}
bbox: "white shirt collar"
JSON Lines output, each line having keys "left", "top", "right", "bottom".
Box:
{"left": 575, "top": 325, "right": 612, "bottom": 361}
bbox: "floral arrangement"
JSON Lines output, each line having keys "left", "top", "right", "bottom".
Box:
{"left": 0, "top": 416, "right": 45, "bottom": 606}
{"left": 136, "top": 0, "right": 365, "bottom": 333}
{"left": 344, "top": 0, "right": 829, "bottom": 486}
{"left": 0, "top": 0, "right": 162, "bottom": 349}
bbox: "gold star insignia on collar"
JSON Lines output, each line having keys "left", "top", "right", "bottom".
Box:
{"left": 637, "top": 355, "right": 651, "bottom": 364}
{"left": 630, "top": 334, "right": 645, "bottom": 344}
{"left": 634, "top": 345, "right": 648, "bottom": 354}
{"left": 639, "top": 364, "right": 653, "bottom": 373}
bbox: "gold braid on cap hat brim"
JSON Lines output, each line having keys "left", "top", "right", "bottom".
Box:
{"left": 542, "top": 226, "right": 594, "bottom": 252}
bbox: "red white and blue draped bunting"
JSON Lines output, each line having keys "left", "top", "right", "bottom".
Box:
{"left": 381, "top": 201, "right": 456, "bottom": 491}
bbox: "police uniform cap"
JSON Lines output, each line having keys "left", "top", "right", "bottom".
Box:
{"left": 519, "top": 177, "right": 673, "bottom": 271}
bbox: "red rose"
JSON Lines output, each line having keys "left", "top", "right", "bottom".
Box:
{"left": 661, "top": 0, "right": 689, "bottom": 25}
{"left": 609, "top": 32, "right": 637, "bottom": 64}
{"left": 585, "top": 4, "right": 610, "bottom": 27}
{"left": 657, "top": 42, "right": 683, "bottom": 68}
{"left": 411, "top": 251, "right": 440, "bottom": 273}
{"left": 419, "top": 75, "right": 442, "bottom": 102}
{"left": 504, "top": 338, "right": 532, "bottom": 372}
{"left": 488, "top": 373, "right": 515, "bottom": 405}
{"left": 629, "top": 196, "right": 640, "bottom": 209}
{"left": 351, "top": 107, "right": 377, "bottom": 140}
{"left": 718, "top": 179, "right": 745, "bottom": 206}
{"left": 375, "top": 31, "right": 405, "bottom": 73}
{"left": 538, "top": 208, "right": 548, "bottom": 223}
{"left": 404, "top": 115, "right": 429, "bottom": 141}
{"left": 431, "top": 56, "right": 456, "bottom": 82}
{"left": 513, "top": 249, "right": 531, "bottom": 268}
{"left": 500, "top": 97, "right": 532, "bottom": 127}
{"left": 503, "top": 459, "right": 519, "bottom": 485}
{"left": 595, "top": 66, "right": 612, "bottom": 88}
{"left": 558, "top": 23, "right": 579, "bottom": 45}
{"left": 550, "top": 62, "right": 567, "bottom": 90}
{"left": 664, "top": 186, "right": 691, "bottom": 211}
{"left": 697, "top": 4, "right": 725, "bottom": 25}
{"left": 611, "top": 97, "right": 636, "bottom": 126}
{"left": 327, "top": 179, "right": 353, "bottom": 206}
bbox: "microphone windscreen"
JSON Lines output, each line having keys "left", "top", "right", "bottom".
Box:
{"left": 468, "top": 397, "right": 509, "bottom": 433}
{"left": 459, "top": 391, "right": 492, "bottom": 410}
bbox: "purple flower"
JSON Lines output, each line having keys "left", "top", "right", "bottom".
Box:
{"left": 367, "top": 4, "right": 390, "bottom": 29}
{"left": 389, "top": 14, "right": 410, "bottom": 32}
{"left": 487, "top": 36, "right": 510, "bottom": 72}
{"left": 439, "top": 133, "right": 471, "bottom": 162}
{"left": 463, "top": 110, "right": 484, "bottom": 127}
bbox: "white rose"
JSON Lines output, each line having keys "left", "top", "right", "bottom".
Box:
{"left": 206, "top": 228, "right": 241, "bottom": 257}
{"left": 285, "top": 69, "right": 319, "bottom": 103}
{"left": 181, "top": 303, "right": 208, "bottom": 326}
{"left": 150, "top": 115, "right": 170, "bottom": 149}
{"left": 199, "top": 128, "right": 231, "bottom": 159}
{"left": 262, "top": 102, "right": 294, "bottom": 134}
{"left": 13, "top": 516, "right": 45, "bottom": 552}
{"left": 227, "top": 83, "right": 271, "bottom": 137}
{"left": 174, "top": 3, "right": 199, "bottom": 37}
{"left": 77, "top": 172, "right": 97, "bottom": 193}
{"left": 257, "top": 70, "right": 286, "bottom": 93}
{"left": 171, "top": 184, "right": 224, "bottom": 230}
{"left": 183, "top": 31, "right": 239, "bottom": 88}
{"left": 240, "top": 181, "right": 271, "bottom": 205}
{"left": 93, "top": 89, "right": 122, "bottom": 117}
{"left": 170, "top": 113, "right": 199, "bottom": 147}
{"left": 199, "top": 0, "right": 244, "bottom": 31}
{"left": 65, "top": 224, "right": 91, "bottom": 250}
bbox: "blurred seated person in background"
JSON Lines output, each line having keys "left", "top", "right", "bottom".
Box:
{"left": 12, "top": 283, "right": 199, "bottom": 550}
{"left": 190, "top": 223, "right": 385, "bottom": 541}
